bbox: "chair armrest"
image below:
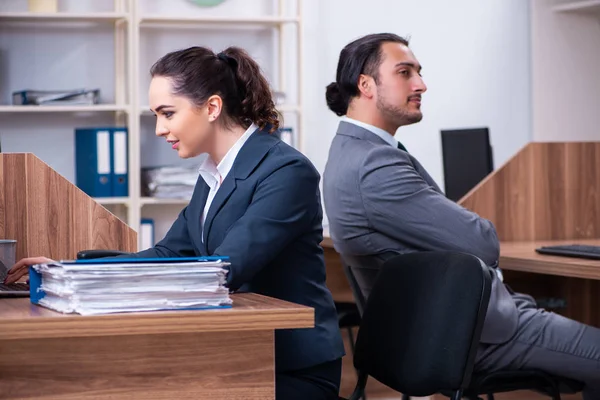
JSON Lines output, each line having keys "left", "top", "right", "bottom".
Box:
{"left": 76, "top": 249, "right": 133, "bottom": 260}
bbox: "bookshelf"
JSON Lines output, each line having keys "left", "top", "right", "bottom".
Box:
{"left": 0, "top": 105, "right": 130, "bottom": 113}
{"left": 0, "top": 0, "right": 302, "bottom": 249}
{"left": 0, "top": 12, "right": 129, "bottom": 23}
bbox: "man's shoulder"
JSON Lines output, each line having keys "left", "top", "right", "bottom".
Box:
{"left": 325, "top": 134, "right": 369, "bottom": 177}
{"left": 326, "top": 135, "right": 415, "bottom": 183}
{"left": 329, "top": 133, "right": 409, "bottom": 162}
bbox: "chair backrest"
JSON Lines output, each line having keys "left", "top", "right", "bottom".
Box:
{"left": 352, "top": 251, "right": 492, "bottom": 397}
{"left": 340, "top": 256, "right": 367, "bottom": 315}
{"left": 340, "top": 252, "right": 394, "bottom": 303}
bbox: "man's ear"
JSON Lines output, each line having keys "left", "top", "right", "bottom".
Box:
{"left": 206, "top": 95, "right": 223, "bottom": 122}
{"left": 357, "top": 74, "right": 374, "bottom": 98}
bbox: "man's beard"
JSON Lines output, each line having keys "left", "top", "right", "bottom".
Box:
{"left": 376, "top": 95, "right": 423, "bottom": 127}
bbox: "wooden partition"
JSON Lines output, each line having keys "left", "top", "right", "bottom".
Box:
{"left": 459, "top": 142, "right": 600, "bottom": 327}
{"left": 459, "top": 142, "right": 600, "bottom": 241}
{"left": 0, "top": 153, "right": 137, "bottom": 261}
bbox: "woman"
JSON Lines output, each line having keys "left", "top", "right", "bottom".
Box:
{"left": 6, "top": 46, "right": 345, "bottom": 399}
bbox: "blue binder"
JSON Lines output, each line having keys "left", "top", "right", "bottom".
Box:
{"left": 75, "top": 128, "right": 113, "bottom": 197}
{"left": 61, "top": 256, "right": 230, "bottom": 264}
{"left": 28, "top": 256, "right": 233, "bottom": 313}
{"left": 111, "top": 128, "right": 129, "bottom": 197}
{"left": 140, "top": 218, "right": 155, "bottom": 250}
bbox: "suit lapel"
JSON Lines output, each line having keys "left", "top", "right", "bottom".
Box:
{"left": 191, "top": 182, "right": 210, "bottom": 255}
{"left": 202, "top": 174, "right": 236, "bottom": 246}
{"left": 201, "top": 128, "right": 279, "bottom": 247}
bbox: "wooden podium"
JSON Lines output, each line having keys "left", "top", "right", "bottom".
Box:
{"left": 0, "top": 153, "right": 137, "bottom": 259}
{"left": 459, "top": 141, "right": 600, "bottom": 327}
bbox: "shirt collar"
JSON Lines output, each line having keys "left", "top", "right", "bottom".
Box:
{"left": 340, "top": 116, "right": 398, "bottom": 148}
{"left": 199, "top": 123, "right": 258, "bottom": 187}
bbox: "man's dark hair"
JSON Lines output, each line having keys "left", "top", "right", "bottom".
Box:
{"left": 325, "top": 33, "right": 409, "bottom": 116}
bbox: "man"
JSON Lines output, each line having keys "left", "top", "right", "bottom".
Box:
{"left": 322, "top": 32, "right": 600, "bottom": 399}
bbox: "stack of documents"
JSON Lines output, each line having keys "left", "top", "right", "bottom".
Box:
{"left": 141, "top": 165, "right": 200, "bottom": 199}
{"left": 29, "top": 257, "right": 232, "bottom": 315}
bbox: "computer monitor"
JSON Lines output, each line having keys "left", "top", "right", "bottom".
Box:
{"left": 441, "top": 127, "right": 494, "bottom": 202}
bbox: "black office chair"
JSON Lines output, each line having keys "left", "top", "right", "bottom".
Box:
{"left": 333, "top": 256, "right": 365, "bottom": 356}
{"left": 342, "top": 251, "right": 491, "bottom": 400}
{"left": 340, "top": 252, "right": 583, "bottom": 400}
{"left": 335, "top": 300, "right": 361, "bottom": 357}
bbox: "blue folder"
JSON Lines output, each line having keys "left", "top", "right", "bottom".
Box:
{"left": 75, "top": 127, "right": 114, "bottom": 197}
{"left": 111, "top": 128, "right": 129, "bottom": 197}
{"left": 60, "top": 256, "right": 230, "bottom": 264}
{"left": 75, "top": 127, "right": 130, "bottom": 198}
{"left": 29, "top": 256, "right": 232, "bottom": 312}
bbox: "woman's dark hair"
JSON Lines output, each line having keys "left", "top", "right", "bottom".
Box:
{"left": 151, "top": 46, "right": 279, "bottom": 131}
{"left": 326, "top": 33, "right": 409, "bottom": 116}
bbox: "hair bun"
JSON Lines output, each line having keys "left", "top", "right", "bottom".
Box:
{"left": 325, "top": 82, "right": 348, "bottom": 116}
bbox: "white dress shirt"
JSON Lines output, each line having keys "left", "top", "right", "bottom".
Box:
{"left": 198, "top": 123, "right": 258, "bottom": 239}
{"left": 340, "top": 116, "right": 398, "bottom": 148}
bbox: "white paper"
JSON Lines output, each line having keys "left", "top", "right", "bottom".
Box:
{"left": 32, "top": 259, "right": 233, "bottom": 315}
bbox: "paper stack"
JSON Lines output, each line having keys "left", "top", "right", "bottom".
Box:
{"left": 141, "top": 165, "right": 200, "bottom": 199}
{"left": 29, "top": 257, "right": 232, "bottom": 315}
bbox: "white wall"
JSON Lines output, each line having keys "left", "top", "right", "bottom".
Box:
{"left": 301, "top": 0, "right": 532, "bottom": 217}
{"left": 1, "top": 0, "right": 533, "bottom": 236}
{"left": 531, "top": 0, "right": 600, "bottom": 142}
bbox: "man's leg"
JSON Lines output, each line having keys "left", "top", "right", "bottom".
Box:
{"left": 475, "top": 293, "right": 600, "bottom": 400}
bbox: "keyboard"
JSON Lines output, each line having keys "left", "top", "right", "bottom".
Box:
{"left": 0, "top": 282, "right": 29, "bottom": 292}
{"left": 536, "top": 244, "right": 600, "bottom": 260}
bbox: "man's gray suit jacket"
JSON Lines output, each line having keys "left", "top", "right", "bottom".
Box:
{"left": 323, "top": 121, "right": 518, "bottom": 344}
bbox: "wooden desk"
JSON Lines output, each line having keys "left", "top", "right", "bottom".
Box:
{"left": 0, "top": 293, "right": 313, "bottom": 400}
{"left": 498, "top": 239, "right": 600, "bottom": 328}
{"left": 323, "top": 237, "right": 600, "bottom": 294}
{"left": 500, "top": 239, "right": 600, "bottom": 280}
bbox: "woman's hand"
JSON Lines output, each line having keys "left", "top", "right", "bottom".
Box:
{"left": 3, "top": 256, "right": 55, "bottom": 284}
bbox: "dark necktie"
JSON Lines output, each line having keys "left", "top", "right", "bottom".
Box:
{"left": 397, "top": 141, "right": 408, "bottom": 152}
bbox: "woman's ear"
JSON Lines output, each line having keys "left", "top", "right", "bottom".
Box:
{"left": 206, "top": 95, "right": 223, "bottom": 122}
